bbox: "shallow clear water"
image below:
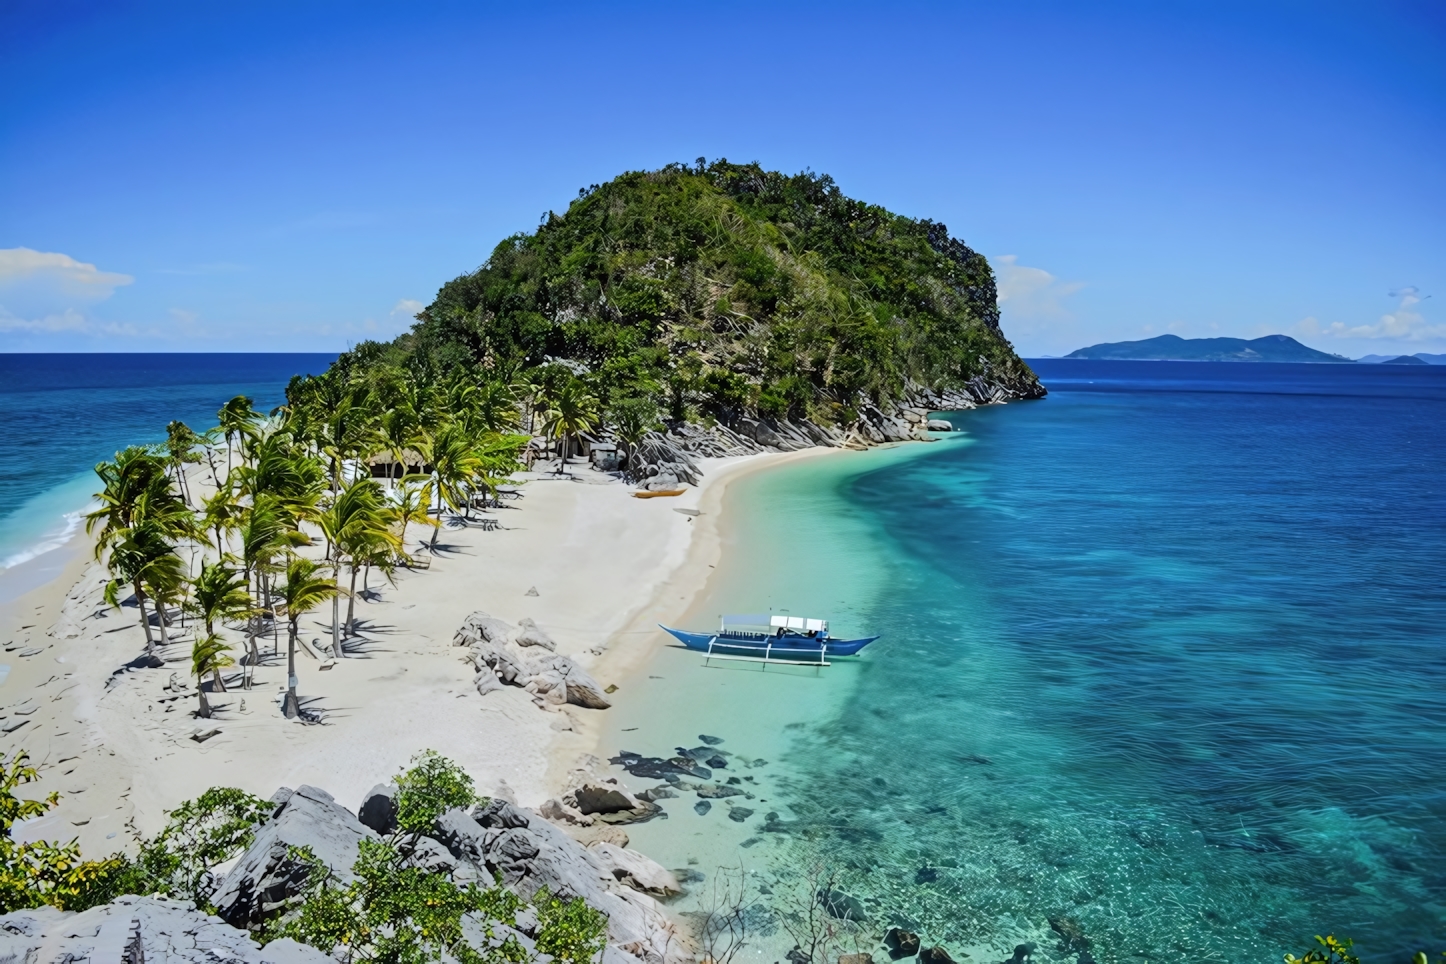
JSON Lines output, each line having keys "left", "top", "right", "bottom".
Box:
{"left": 608, "top": 361, "right": 1446, "bottom": 963}
{"left": 0, "top": 353, "right": 334, "bottom": 592}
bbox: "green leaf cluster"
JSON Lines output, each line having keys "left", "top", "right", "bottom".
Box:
{"left": 394, "top": 750, "right": 479, "bottom": 835}
{"left": 338, "top": 160, "right": 1042, "bottom": 426}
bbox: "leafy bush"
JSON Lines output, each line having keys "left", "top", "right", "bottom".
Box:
{"left": 131, "top": 786, "right": 274, "bottom": 907}
{"left": 533, "top": 886, "right": 610, "bottom": 964}
{"left": 0, "top": 752, "right": 129, "bottom": 912}
{"left": 394, "top": 750, "right": 480, "bottom": 836}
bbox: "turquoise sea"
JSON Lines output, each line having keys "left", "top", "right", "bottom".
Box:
{"left": 607, "top": 361, "right": 1446, "bottom": 963}
{"left": 0, "top": 353, "right": 334, "bottom": 601}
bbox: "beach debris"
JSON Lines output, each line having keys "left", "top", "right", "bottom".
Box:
{"left": 879, "top": 924, "right": 913, "bottom": 959}
{"left": 586, "top": 841, "right": 681, "bottom": 897}
{"left": 604, "top": 683, "right": 618, "bottom": 694}
{"left": 357, "top": 783, "right": 399, "bottom": 836}
{"left": 17, "top": 648, "right": 41, "bottom": 658}
{"left": 190, "top": 727, "right": 221, "bottom": 743}
{"left": 671, "top": 508, "right": 700, "bottom": 517}
{"left": 693, "top": 800, "right": 711, "bottom": 816}
{"left": 513, "top": 617, "right": 557, "bottom": 651}
{"left": 698, "top": 734, "right": 723, "bottom": 745}
{"left": 525, "top": 586, "right": 539, "bottom": 596}
{"left": 2, "top": 720, "right": 28, "bottom": 733}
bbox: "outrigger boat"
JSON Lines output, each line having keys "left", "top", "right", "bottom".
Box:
{"left": 660, "top": 614, "right": 879, "bottom": 667}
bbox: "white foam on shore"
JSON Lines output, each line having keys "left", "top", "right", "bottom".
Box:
{"left": 0, "top": 474, "right": 99, "bottom": 602}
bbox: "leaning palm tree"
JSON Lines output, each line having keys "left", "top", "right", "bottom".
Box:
{"left": 164, "top": 421, "right": 203, "bottom": 507}
{"left": 186, "top": 561, "right": 254, "bottom": 686}
{"left": 318, "top": 477, "right": 400, "bottom": 654}
{"left": 420, "top": 424, "right": 482, "bottom": 546}
{"left": 276, "top": 555, "right": 341, "bottom": 720}
{"left": 539, "top": 378, "right": 600, "bottom": 476}
{"left": 394, "top": 476, "right": 439, "bottom": 554}
{"left": 102, "top": 523, "right": 187, "bottom": 659}
{"left": 216, "top": 395, "right": 260, "bottom": 480}
{"left": 190, "top": 633, "right": 235, "bottom": 719}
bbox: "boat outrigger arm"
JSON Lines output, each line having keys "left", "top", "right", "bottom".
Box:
{"left": 659, "top": 613, "right": 879, "bottom": 667}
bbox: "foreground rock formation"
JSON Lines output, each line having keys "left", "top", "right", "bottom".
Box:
{"left": 0, "top": 774, "right": 687, "bottom": 964}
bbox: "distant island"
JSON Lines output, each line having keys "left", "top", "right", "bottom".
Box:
{"left": 1065, "top": 333, "right": 1352, "bottom": 363}
{"left": 1358, "top": 353, "right": 1445, "bottom": 365}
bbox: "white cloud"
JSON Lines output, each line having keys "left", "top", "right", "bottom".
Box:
{"left": 390, "top": 298, "right": 424, "bottom": 321}
{"left": 993, "top": 255, "right": 1084, "bottom": 319}
{"left": 0, "top": 305, "right": 140, "bottom": 336}
{"left": 0, "top": 247, "right": 133, "bottom": 296}
{"left": 1292, "top": 287, "right": 1444, "bottom": 342}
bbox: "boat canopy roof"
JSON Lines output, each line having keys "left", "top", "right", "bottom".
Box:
{"left": 722, "top": 613, "right": 829, "bottom": 633}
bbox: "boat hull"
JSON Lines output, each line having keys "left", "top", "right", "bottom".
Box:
{"left": 660, "top": 625, "right": 878, "bottom": 657}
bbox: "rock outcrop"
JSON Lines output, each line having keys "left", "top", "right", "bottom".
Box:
{"left": 0, "top": 895, "right": 330, "bottom": 963}
{"left": 212, "top": 785, "right": 378, "bottom": 929}
{"left": 435, "top": 799, "right": 686, "bottom": 964}
{"left": 456, "top": 613, "right": 611, "bottom": 710}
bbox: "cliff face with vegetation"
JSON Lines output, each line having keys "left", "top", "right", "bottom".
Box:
{"left": 356, "top": 161, "right": 1041, "bottom": 433}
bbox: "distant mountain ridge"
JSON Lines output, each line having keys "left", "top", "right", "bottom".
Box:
{"left": 1065, "top": 333, "right": 1351, "bottom": 363}
{"left": 1358, "top": 353, "right": 1446, "bottom": 365}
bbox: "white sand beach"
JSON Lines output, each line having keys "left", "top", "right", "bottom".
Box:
{"left": 0, "top": 449, "right": 837, "bottom": 858}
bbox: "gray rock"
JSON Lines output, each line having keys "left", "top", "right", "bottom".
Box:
{"left": 570, "top": 782, "right": 641, "bottom": 815}
{"left": 0, "top": 894, "right": 332, "bottom": 963}
{"left": 925, "top": 419, "right": 953, "bottom": 432}
{"left": 212, "top": 785, "right": 378, "bottom": 929}
{"left": 454, "top": 611, "right": 517, "bottom": 647}
{"left": 357, "top": 783, "right": 398, "bottom": 836}
{"left": 586, "top": 842, "right": 681, "bottom": 897}
{"left": 525, "top": 653, "right": 611, "bottom": 709}
{"left": 434, "top": 801, "right": 684, "bottom": 964}
{"left": 513, "top": 617, "right": 557, "bottom": 651}
{"left": 475, "top": 670, "right": 504, "bottom": 696}
{"left": 400, "top": 834, "right": 458, "bottom": 875}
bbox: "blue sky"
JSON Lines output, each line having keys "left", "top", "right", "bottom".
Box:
{"left": 1, "top": 1, "right": 1442, "bottom": 358}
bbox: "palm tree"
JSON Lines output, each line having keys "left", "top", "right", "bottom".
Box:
{"left": 394, "top": 476, "right": 439, "bottom": 555}
{"left": 237, "top": 495, "right": 308, "bottom": 667}
{"left": 186, "top": 561, "right": 254, "bottom": 686}
{"left": 277, "top": 555, "right": 340, "bottom": 719}
{"left": 539, "top": 378, "right": 600, "bottom": 476}
{"left": 101, "top": 523, "right": 187, "bottom": 659}
{"left": 319, "top": 477, "right": 400, "bottom": 654}
{"left": 217, "top": 396, "right": 260, "bottom": 480}
{"left": 379, "top": 406, "right": 421, "bottom": 489}
{"left": 88, "top": 447, "right": 195, "bottom": 654}
{"left": 420, "top": 424, "right": 481, "bottom": 546}
{"left": 608, "top": 396, "right": 661, "bottom": 475}
{"left": 164, "top": 421, "right": 203, "bottom": 507}
{"left": 191, "top": 633, "right": 235, "bottom": 718}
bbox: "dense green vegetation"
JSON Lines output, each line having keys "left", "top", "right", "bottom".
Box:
{"left": 1, "top": 750, "right": 606, "bottom": 963}
{"left": 341, "top": 160, "right": 1040, "bottom": 426}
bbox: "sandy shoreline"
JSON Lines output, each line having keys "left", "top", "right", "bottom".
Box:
{"left": 0, "top": 447, "right": 841, "bottom": 857}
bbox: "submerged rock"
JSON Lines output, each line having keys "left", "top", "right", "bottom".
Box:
{"left": 726, "top": 807, "right": 753, "bottom": 823}
{"left": 918, "top": 947, "right": 955, "bottom": 964}
{"left": 817, "top": 887, "right": 867, "bottom": 922}
{"left": 914, "top": 866, "right": 939, "bottom": 884}
{"left": 1048, "top": 915, "right": 1090, "bottom": 952}
{"left": 694, "top": 800, "right": 711, "bottom": 816}
{"left": 587, "top": 842, "right": 681, "bottom": 897}
{"left": 698, "top": 734, "right": 723, "bottom": 745}
{"left": 883, "top": 927, "right": 919, "bottom": 959}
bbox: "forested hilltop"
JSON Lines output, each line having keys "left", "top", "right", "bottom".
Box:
{"left": 339, "top": 161, "right": 1042, "bottom": 437}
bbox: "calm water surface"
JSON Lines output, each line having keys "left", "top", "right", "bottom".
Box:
{"left": 628, "top": 361, "right": 1444, "bottom": 963}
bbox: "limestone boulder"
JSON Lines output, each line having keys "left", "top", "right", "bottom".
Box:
{"left": 0, "top": 895, "right": 331, "bottom": 963}
{"left": 454, "top": 612, "right": 517, "bottom": 647}
{"left": 525, "top": 653, "right": 611, "bottom": 709}
{"left": 513, "top": 617, "right": 557, "bottom": 651}
{"left": 357, "top": 783, "right": 398, "bottom": 836}
{"left": 586, "top": 842, "right": 681, "bottom": 897}
{"left": 212, "top": 785, "right": 377, "bottom": 929}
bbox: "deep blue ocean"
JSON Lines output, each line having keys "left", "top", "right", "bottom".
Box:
{"left": 761, "top": 360, "right": 1445, "bottom": 960}
{"left": 0, "top": 354, "right": 334, "bottom": 581}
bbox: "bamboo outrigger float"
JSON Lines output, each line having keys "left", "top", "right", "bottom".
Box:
{"left": 659, "top": 614, "right": 879, "bottom": 668}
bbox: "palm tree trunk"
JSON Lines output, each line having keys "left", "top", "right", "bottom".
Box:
{"left": 345, "top": 563, "right": 359, "bottom": 643}
{"left": 197, "top": 681, "right": 211, "bottom": 719}
{"left": 212, "top": 667, "right": 227, "bottom": 693}
{"left": 132, "top": 578, "right": 156, "bottom": 655}
{"left": 283, "top": 620, "right": 300, "bottom": 719}
{"left": 247, "top": 623, "right": 260, "bottom": 689}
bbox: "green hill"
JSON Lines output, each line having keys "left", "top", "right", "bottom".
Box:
{"left": 1065, "top": 333, "right": 1352, "bottom": 363}
{"left": 345, "top": 161, "right": 1042, "bottom": 430}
